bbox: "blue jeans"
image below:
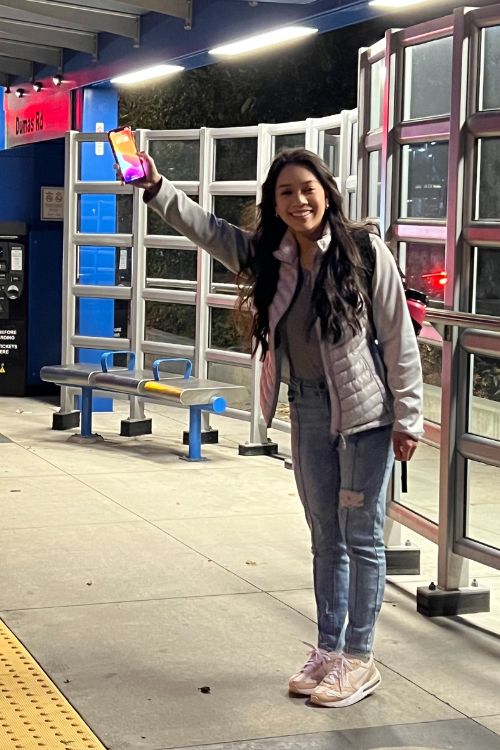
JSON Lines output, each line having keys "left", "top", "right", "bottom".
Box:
{"left": 288, "top": 376, "right": 394, "bottom": 656}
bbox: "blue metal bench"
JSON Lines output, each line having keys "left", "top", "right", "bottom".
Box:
{"left": 40, "top": 352, "right": 247, "bottom": 461}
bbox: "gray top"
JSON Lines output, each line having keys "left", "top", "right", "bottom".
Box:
{"left": 279, "top": 268, "right": 325, "bottom": 381}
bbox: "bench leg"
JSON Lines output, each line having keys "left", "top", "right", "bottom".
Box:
{"left": 187, "top": 405, "right": 203, "bottom": 461}
{"left": 81, "top": 387, "right": 93, "bottom": 438}
{"left": 67, "top": 387, "right": 103, "bottom": 444}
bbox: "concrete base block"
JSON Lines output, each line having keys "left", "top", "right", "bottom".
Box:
{"left": 417, "top": 583, "right": 490, "bottom": 617}
{"left": 120, "top": 418, "right": 153, "bottom": 437}
{"left": 238, "top": 440, "right": 279, "bottom": 457}
{"left": 385, "top": 546, "right": 421, "bottom": 576}
{"left": 52, "top": 411, "right": 80, "bottom": 431}
{"left": 183, "top": 428, "right": 219, "bottom": 445}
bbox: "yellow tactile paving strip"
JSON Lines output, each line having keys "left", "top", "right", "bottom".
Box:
{"left": 0, "top": 619, "right": 107, "bottom": 750}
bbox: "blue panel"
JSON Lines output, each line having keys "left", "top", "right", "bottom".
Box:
{"left": 79, "top": 86, "right": 119, "bottom": 411}
{"left": 0, "top": 146, "right": 35, "bottom": 221}
{"left": 27, "top": 139, "right": 65, "bottom": 387}
{"left": 27, "top": 226, "right": 63, "bottom": 385}
{"left": 0, "top": 89, "right": 5, "bottom": 151}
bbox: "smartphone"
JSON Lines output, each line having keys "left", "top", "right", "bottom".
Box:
{"left": 107, "top": 126, "right": 146, "bottom": 183}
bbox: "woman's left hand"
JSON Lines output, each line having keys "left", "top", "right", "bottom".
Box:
{"left": 393, "top": 431, "right": 418, "bottom": 462}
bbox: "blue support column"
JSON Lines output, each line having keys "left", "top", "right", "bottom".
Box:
{"left": 79, "top": 86, "right": 119, "bottom": 412}
{"left": 185, "top": 398, "right": 226, "bottom": 461}
{"left": 188, "top": 406, "right": 202, "bottom": 461}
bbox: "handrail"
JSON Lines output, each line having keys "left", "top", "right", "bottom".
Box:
{"left": 426, "top": 308, "right": 500, "bottom": 333}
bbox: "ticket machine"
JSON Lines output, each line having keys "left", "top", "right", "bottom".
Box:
{"left": 0, "top": 223, "right": 27, "bottom": 396}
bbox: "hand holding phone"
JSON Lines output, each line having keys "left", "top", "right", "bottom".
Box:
{"left": 108, "top": 126, "right": 146, "bottom": 184}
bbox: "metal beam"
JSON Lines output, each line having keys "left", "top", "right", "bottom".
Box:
{"left": 0, "top": 39, "right": 62, "bottom": 66}
{"left": 115, "top": 0, "right": 187, "bottom": 18}
{"left": 0, "top": 21, "right": 97, "bottom": 55}
{"left": 0, "top": 1, "right": 140, "bottom": 40}
{"left": 0, "top": 55, "right": 32, "bottom": 77}
{"left": 118, "top": 0, "right": 192, "bottom": 27}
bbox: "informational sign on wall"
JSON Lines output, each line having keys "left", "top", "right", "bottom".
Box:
{"left": 41, "top": 187, "right": 65, "bottom": 221}
{"left": 4, "top": 89, "right": 71, "bottom": 148}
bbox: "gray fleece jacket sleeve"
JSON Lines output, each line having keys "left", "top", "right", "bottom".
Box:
{"left": 370, "top": 234, "right": 424, "bottom": 439}
{"left": 146, "top": 177, "right": 254, "bottom": 274}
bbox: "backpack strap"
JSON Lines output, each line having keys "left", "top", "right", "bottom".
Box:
{"left": 351, "top": 229, "right": 377, "bottom": 338}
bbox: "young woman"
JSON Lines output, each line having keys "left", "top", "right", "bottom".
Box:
{"left": 126, "top": 148, "right": 423, "bottom": 708}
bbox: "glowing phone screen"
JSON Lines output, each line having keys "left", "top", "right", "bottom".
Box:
{"left": 108, "top": 127, "right": 145, "bottom": 183}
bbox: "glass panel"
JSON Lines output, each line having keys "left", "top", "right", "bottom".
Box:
{"left": 368, "top": 150, "right": 381, "bottom": 217}
{"left": 144, "top": 301, "right": 196, "bottom": 346}
{"left": 320, "top": 129, "right": 340, "bottom": 177}
{"left": 207, "top": 361, "right": 252, "bottom": 411}
{"left": 470, "top": 354, "right": 500, "bottom": 441}
{"left": 75, "top": 298, "right": 129, "bottom": 339}
{"left": 212, "top": 259, "right": 238, "bottom": 291}
{"left": 77, "top": 195, "right": 132, "bottom": 234}
{"left": 400, "top": 142, "right": 448, "bottom": 219}
{"left": 213, "top": 195, "right": 254, "bottom": 227}
{"left": 146, "top": 248, "right": 197, "bottom": 287}
{"left": 403, "top": 36, "right": 452, "bottom": 120}
{"left": 78, "top": 141, "right": 116, "bottom": 181}
{"left": 480, "top": 26, "right": 500, "bottom": 111}
{"left": 210, "top": 307, "right": 252, "bottom": 354}
{"left": 405, "top": 242, "right": 446, "bottom": 303}
{"left": 274, "top": 133, "right": 305, "bottom": 153}
{"left": 149, "top": 139, "right": 200, "bottom": 181}
{"left": 143, "top": 353, "right": 191, "bottom": 375}
{"left": 419, "top": 341, "right": 442, "bottom": 425}
{"left": 466, "top": 460, "right": 500, "bottom": 549}
{"left": 474, "top": 247, "right": 500, "bottom": 316}
{"left": 211, "top": 196, "right": 254, "bottom": 290}
{"left": 396, "top": 442, "right": 440, "bottom": 524}
{"left": 76, "top": 246, "right": 131, "bottom": 286}
{"left": 476, "top": 138, "right": 500, "bottom": 220}
{"left": 215, "top": 138, "right": 257, "bottom": 181}
{"left": 76, "top": 347, "right": 129, "bottom": 369}
{"left": 370, "top": 59, "right": 385, "bottom": 130}
{"left": 147, "top": 194, "right": 199, "bottom": 235}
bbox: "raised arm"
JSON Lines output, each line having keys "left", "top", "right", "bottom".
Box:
{"left": 133, "top": 152, "right": 255, "bottom": 275}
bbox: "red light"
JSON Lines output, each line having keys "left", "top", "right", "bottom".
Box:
{"left": 421, "top": 270, "right": 448, "bottom": 289}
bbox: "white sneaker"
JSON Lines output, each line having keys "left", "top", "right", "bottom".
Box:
{"left": 310, "top": 652, "right": 381, "bottom": 707}
{"left": 288, "top": 642, "right": 338, "bottom": 696}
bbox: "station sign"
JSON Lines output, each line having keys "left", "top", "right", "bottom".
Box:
{"left": 4, "top": 89, "right": 71, "bottom": 148}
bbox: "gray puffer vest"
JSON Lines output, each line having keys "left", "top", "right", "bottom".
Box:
{"left": 260, "top": 232, "right": 393, "bottom": 436}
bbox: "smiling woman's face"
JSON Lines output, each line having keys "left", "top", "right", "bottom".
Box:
{"left": 274, "top": 163, "right": 328, "bottom": 242}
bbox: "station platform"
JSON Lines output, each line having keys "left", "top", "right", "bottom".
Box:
{"left": 0, "top": 395, "right": 499, "bottom": 750}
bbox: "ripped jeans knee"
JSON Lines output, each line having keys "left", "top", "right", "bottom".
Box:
{"left": 339, "top": 489, "right": 365, "bottom": 509}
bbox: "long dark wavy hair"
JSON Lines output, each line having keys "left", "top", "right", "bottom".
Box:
{"left": 238, "top": 148, "right": 375, "bottom": 359}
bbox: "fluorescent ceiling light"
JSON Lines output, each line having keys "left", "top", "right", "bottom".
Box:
{"left": 209, "top": 26, "right": 317, "bottom": 57}
{"left": 369, "top": 0, "right": 433, "bottom": 7}
{"left": 111, "top": 64, "right": 184, "bottom": 85}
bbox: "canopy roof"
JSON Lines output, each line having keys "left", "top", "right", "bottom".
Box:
{"left": 0, "top": 0, "right": 494, "bottom": 90}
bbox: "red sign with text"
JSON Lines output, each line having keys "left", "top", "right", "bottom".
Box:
{"left": 4, "top": 89, "right": 71, "bottom": 148}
